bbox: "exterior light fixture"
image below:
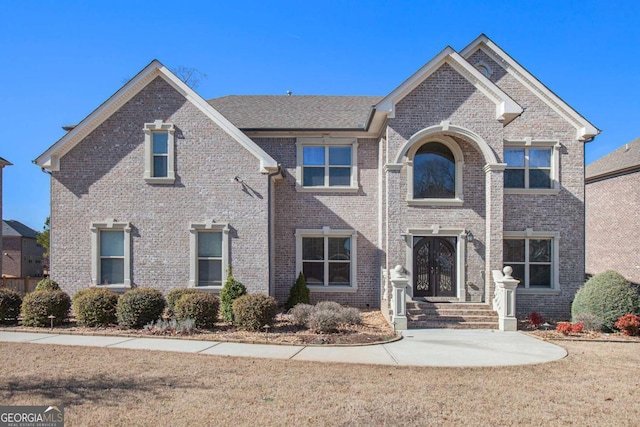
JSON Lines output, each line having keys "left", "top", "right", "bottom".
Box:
{"left": 465, "top": 231, "right": 474, "bottom": 243}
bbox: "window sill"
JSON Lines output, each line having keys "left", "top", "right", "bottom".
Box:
{"left": 504, "top": 188, "right": 560, "bottom": 195}
{"left": 145, "top": 177, "right": 175, "bottom": 185}
{"left": 95, "top": 284, "right": 131, "bottom": 293}
{"left": 295, "top": 185, "right": 359, "bottom": 193}
{"left": 516, "top": 288, "right": 561, "bottom": 296}
{"left": 191, "top": 286, "right": 223, "bottom": 293}
{"left": 308, "top": 285, "right": 358, "bottom": 293}
{"left": 407, "top": 198, "right": 464, "bottom": 207}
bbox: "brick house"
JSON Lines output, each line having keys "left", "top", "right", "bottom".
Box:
{"left": 35, "top": 35, "right": 598, "bottom": 325}
{"left": 586, "top": 137, "right": 640, "bottom": 284}
{"left": 0, "top": 157, "right": 11, "bottom": 276}
{"left": 2, "top": 220, "right": 46, "bottom": 278}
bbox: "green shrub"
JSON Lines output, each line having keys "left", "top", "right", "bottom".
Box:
{"left": 21, "top": 290, "right": 71, "bottom": 327}
{"left": 232, "top": 294, "right": 277, "bottom": 331}
{"left": 0, "top": 288, "right": 22, "bottom": 324}
{"left": 289, "top": 303, "right": 314, "bottom": 327}
{"left": 73, "top": 287, "right": 119, "bottom": 327}
{"left": 285, "top": 272, "right": 310, "bottom": 310}
{"left": 174, "top": 293, "right": 220, "bottom": 329}
{"left": 116, "top": 288, "right": 166, "bottom": 329}
{"left": 220, "top": 273, "right": 247, "bottom": 323}
{"left": 35, "top": 278, "right": 60, "bottom": 291}
{"left": 165, "top": 288, "right": 201, "bottom": 318}
{"left": 571, "top": 270, "right": 640, "bottom": 332}
{"left": 308, "top": 309, "right": 342, "bottom": 333}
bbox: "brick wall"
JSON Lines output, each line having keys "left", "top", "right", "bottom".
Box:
{"left": 51, "top": 77, "right": 270, "bottom": 297}
{"left": 256, "top": 137, "right": 380, "bottom": 307}
{"left": 2, "top": 237, "right": 21, "bottom": 277}
{"left": 586, "top": 172, "right": 640, "bottom": 284}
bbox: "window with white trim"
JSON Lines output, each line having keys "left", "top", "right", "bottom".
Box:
{"left": 503, "top": 230, "right": 559, "bottom": 290}
{"left": 296, "top": 138, "right": 358, "bottom": 192}
{"left": 91, "top": 220, "right": 131, "bottom": 288}
{"left": 295, "top": 227, "right": 357, "bottom": 291}
{"left": 144, "top": 120, "right": 175, "bottom": 184}
{"left": 189, "top": 222, "right": 229, "bottom": 288}
{"left": 504, "top": 140, "right": 560, "bottom": 193}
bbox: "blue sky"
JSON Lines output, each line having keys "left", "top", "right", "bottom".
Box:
{"left": 1, "top": 0, "right": 639, "bottom": 230}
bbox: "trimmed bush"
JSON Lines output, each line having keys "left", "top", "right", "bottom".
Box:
{"left": 308, "top": 309, "right": 342, "bottom": 333}
{"left": 289, "top": 303, "right": 314, "bottom": 327}
{"left": 232, "top": 294, "right": 277, "bottom": 331}
{"left": 166, "top": 288, "right": 201, "bottom": 318}
{"left": 73, "top": 287, "right": 118, "bottom": 327}
{"left": 339, "top": 306, "right": 362, "bottom": 326}
{"left": 21, "top": 290, "right": 71, "bottom": 327}
{"left": 116, "top": 288, "right": 166, "bottom": 329}
{"left": 174, "top": 293, "right": 220, "bottom": 329}
{"left": 285, "top": 272, "right": 310, "bottom": 310}
{"left": 0, "top": 288, "right": 22, "bottom": 324}
{"left": 315, "top": 301, "right": 342, "bottom": 312}
{"left": 571, "top": 270, "right": 640, "bottom": 332}
{"left": 220, "top": 274, "right": 246, "bottom": 323}
{"left": 614, "top": 314, "right": 640, "bottom": 336}
{"left": 35, "top": 278, "right": 60, "bottom": 291}
{"left": 573, "top": 312, "right": 604, "bottom": 332}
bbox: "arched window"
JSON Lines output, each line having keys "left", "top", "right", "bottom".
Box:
{"left": 413, "top": 142, "right": 456, "bottom": 199}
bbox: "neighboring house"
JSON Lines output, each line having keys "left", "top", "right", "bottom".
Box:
{"left": 0, "top": 157, "right": 12, "bottom": 276}
{"left": 35, "top": 34, "right": 598, "bottom": 322}
{"left": 2, "top": 220, "right": 46, "bottom": 278}
{"left": 586, "top": 137, "right": 640, "bottom": 284}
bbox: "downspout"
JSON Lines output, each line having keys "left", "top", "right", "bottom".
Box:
{"left": 267, "top": 165, "right": 284, "bottom": 297}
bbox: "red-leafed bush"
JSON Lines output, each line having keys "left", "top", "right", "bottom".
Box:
{"left": 556, "top": 322, "right": 573, "bottom": 335}
{"left": 571, "top": 322, "right": 584, "bottom": 334}
{"left": 614, "top": 314, "right": 640, "bottom": 336}
{"left": 528, "top": 312, "right": 544, "bottom": 328}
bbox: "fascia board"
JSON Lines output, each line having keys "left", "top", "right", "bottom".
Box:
{"left": 376, "top": 47, "right": 455, "bottom": 117}
{"left": 461, "top": 35, "right": 599, "bottom": 140}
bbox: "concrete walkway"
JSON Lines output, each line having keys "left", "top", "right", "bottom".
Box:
{"left": 0, "top": 329, "right": 566, "bottom": 367}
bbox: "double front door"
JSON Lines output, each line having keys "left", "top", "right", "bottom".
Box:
{"left": 413, "top": 236, "right": 456, "bottom": 298}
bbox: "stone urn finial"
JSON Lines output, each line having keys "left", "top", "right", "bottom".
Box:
{"left": 503, "top": 266, "right": 513, "bottom": 279}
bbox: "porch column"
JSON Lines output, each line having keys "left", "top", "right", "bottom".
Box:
{"left": 390, "top": 265, "right": 409, "bottom": 330}
{"left": 484, "top": 163, "right": 506, "bottom": 306}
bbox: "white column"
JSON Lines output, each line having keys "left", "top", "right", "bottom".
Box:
{"left": 492, "top": 266, "right": 519, "bottom": 331}
{"left": 390, "top": 265, "right": 409, "bottom": 330}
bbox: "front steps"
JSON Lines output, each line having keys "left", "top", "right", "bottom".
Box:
{"left": 407, "top": 300, "right": 499, "bottom": 329}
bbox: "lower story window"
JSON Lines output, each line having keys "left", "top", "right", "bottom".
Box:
{"left": 190, "top": 222, "right": 229, "bottom": 288}
{"left": 503, "top": 232, "right": 559, "bottom": 289}
{"left": 296, "top": 227, "right": 357, "bottom": 291}
{"left": 91, "top": 220, "right": 131, "bottom": 288}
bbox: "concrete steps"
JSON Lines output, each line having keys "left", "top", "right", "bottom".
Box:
{"left": 407, "top": 301, "right": 499, "bottom": 329}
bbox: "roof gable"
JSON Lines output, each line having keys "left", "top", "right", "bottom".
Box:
{"left": 35, "top": 61, "right": 278, "bottom": 172}
{"left": 0, "top": 157, "right": 11, "bottom": 167}
{"left": 376, "top": 46, "right": 523, "bottom": 124}
{"left": 460, "top": 34, "right": 599, "bottom": 141}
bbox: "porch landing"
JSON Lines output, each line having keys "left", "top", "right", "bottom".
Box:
{"left": 407, "top": 300, "right": 499, "bottom": 329}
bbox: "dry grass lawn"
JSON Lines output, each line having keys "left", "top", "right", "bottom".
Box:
{"left": 0, "top": 340, "right": 638, "bottom": 426}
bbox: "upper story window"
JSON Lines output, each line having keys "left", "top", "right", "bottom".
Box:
{"left": 407, "top": 137, "right": 464, "bottom": 206}
{"left": 504, "top": 139, "right": 560, "bottom": 194}
{"left": 90, "top": 219, "right": 131, "bottom": 289}
{"left": 144, "top": 120, "right": 175, "bottom": 184}
{"left": 296, "top": 137, "right": 358, "bottom": 192}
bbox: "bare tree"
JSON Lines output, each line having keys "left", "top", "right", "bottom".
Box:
{"left": 171, "top": 66, "right": 208, "bottom": 89}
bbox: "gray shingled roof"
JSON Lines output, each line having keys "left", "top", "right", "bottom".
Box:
{"left": 2, "top": 220, "right": 39, "bottom": 239}
{"left": 207, "top": 95, "right": 382, "bottom": 130}
{"left": 586, "top": 137, "right": 640, "bottom": 181}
